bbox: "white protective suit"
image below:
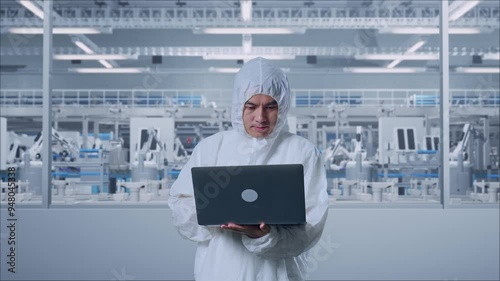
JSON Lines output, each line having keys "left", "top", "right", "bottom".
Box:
{"left": 168, "top": 57, "right": 329, "bottom": 281}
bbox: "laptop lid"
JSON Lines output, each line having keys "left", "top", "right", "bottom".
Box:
{"left": 191, "top": 164, "right": 306, "bottom": 226}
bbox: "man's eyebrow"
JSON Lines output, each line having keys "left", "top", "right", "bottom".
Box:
{"left": 244, "top": 100, "right": 278, "bottom": 106}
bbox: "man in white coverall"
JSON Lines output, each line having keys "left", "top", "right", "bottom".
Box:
{"left": 168, "top": 57, "right": 329, "bottom": 281}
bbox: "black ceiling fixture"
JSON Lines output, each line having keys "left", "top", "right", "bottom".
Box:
{"left": 400, "top": 0, "right": 413, "bottom": 7}
{"left": 472, "top": 55, "right": 483, "bottom": 64}
{"left": 175, "top": 0, "right": 187, "bottom": 8}
{"left": 234, "top": 1, "right": 256, "bottom": 8}
{"left": 306, "top": 56, "right": 317, "bottom": 64}
{"left": 361, "top": 0, "right": 373, "bottom": 7}
{"left": 152, "top": 56, "right": 162, "bottom": 64}
{"left": 118, "top": 0, "right": 129, "bottom": 7}
{"left": 95, "top": 0, "right": 106, "bottom": 8}
{"left": 0, "top": 65, "right": 26, "bottom": 73}
{"left": 304, "top": 1, "right": 314, "bottom": 7}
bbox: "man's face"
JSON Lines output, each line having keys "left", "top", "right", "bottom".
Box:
{"left": 243, "top": 94, "right": 279, "bottom": 138}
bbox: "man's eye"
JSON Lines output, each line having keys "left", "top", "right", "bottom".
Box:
{"left": 245, "top": 106, "right": 256, "bottom": 109}
{"left": 266, "top": 106, "right": 278, "bottom": 109}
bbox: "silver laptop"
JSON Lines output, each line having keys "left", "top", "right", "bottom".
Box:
{"left": 191, "top": 164, "right": 306, "bottom": 226}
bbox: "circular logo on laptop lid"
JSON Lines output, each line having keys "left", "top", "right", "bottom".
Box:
{"left": 241, "top": 189, "right": 258, "bottom": 203}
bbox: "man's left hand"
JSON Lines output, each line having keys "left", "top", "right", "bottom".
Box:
{"left": 220, "top": 222, "right": 270, "bottom": 239}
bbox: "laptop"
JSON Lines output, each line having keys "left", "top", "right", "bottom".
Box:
{"left": 191, "top": 164, "right": 306, "bottom": 226}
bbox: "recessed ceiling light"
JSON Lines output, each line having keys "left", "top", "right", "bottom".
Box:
{"left": 68, "top": 68, "right": 150, "bottom": 74}
{"left": 53, "top": 54, "right": 139, "bottom": 60}
{"left": 203, "top": 54, "right": 295, "bottom": 60}
{"left": 343, "top": 67, "right": 427, "bottom": 73}
{"left": 378, "top": 27, "right": 490, "bottom": 35}
{"left": 455, "top": 67, "right": 499, "bottom": 74}
{"left": 7, "top": 27, "right": 112, "bottom": 34}
{"left": 193, "top": 27, "right": 306, "bottom": 35}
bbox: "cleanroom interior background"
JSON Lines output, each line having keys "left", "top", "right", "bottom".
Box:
{"left": 0, "top": 0, "right": 499, "bottom": 280}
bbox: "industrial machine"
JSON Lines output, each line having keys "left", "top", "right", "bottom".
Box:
{"left": 449, "top": 123, "right": 474, "bottom": 195}
{"left": 23, "top": 128, "right": 80, "bottom": 162}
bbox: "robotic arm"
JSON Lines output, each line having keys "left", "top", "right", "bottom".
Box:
{"left": 324, "top": 139, "right": 342, "bottom": 162}
{"left": 27, "top": 132, "right": 43, "bottom": 160}
{"left": 353, "top": 126, "right": 363, "bottom": 154}
{"left": 324, "top": 139, "right": 351, "bottom": 170}
{"left": 135, "top": 127, "right": 168, "bottom": 166}
{"left": 349, "top": 126, "right": 367, "bottom": 161}
{"left": 450, "top": 123, "right": 472, "bottom": 161}
{"left": 173, "top": 137, "right": 188, "bottom": 161}
{"left": 7, "top": 139, "right": 22, "bottom": 164}
{"left": 25, "top": 128, "right": 79, "bottom": 161}
{"left": 51, "top": 129, "right": 79, "bottom": 161}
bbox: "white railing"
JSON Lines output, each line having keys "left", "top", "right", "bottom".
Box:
{"left": 0, "top": 89, "right": 498, "bottom": 109}
{"left": 1, "top": 6, "right": 498, "bottom": 29}
{"left": 2, "top": 46, "right": 498, "bottom": 57}
{"left": 292, "top": 89, "right": 500, "bottom": 108}
{"left": 0, "top": 89, "right": 215, "bottom": 108}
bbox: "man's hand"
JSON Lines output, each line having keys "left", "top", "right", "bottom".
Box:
{"left": 220, "top": 222, "right": 270, "bottom": 239}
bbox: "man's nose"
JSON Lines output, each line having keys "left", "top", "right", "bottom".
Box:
{"left": 255, "top": 107, "right": 267, "bottom": 122}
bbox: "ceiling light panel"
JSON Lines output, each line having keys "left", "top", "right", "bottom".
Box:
{"left": 68, "top": 68, "right": 150, "bottom": 74}
{"left": 7, "top": 27, "right": 112, "bottom": 34}
{"left": 193, "top": 28, "right": 306, "bottom": 35}
{"left": 344, "top": 67, "right": 427, "bottom": 73}
{"left": 53, "top": 54, "right": 139, "bottom": 60}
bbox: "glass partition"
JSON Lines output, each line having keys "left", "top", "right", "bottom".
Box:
{"left": 1, "top": 1, "right": 498, "bottom": 208}
{"left": 0, "top": 10, "right": 44, "bottom": 207}
{"left": 448, "top": 1, "right": 500, "bottom": 205}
